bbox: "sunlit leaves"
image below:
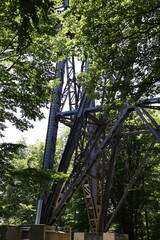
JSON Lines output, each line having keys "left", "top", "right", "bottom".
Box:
{"left": 0, "top": 141, "right": 67, "bottom": 224}
{"left": 58, "top": 0, "right": 160, "bottom": 108}
{"left": 0, "top": 0, "right": 59, "bottom": 48}
{"left": 0, "top": 1, "right": 59, "bottom": 135}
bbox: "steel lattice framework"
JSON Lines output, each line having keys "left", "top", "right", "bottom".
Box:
{"left": 36, "top": 0, "right": 160, "bottom": 232}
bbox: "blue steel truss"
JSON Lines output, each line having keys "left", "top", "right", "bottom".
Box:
{"left": 36, "top": 0, "right": 160, "bottom": 232}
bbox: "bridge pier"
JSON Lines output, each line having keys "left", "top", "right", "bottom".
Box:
{"left": 74, "top": 232, "right": 129, "bottom": 240}
{"left": 0, "top": 225, "right": 71, "bottom": 240}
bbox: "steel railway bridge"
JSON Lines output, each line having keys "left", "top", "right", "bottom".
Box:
{"left": 35, "top": 0, "right": 160, "bottom": 233}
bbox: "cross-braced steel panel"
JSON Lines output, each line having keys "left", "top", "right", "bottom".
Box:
{"left": 36, "top": 0, "right": 160, "bottom": 232}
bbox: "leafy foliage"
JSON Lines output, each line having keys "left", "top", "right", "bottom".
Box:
{"left": 110, "top": 131, "right": 160, "bottom": 240}
{"left": 59, "top": 0, "right": 160, "bottom": 107}
{"left": 0, "top": 0, "right": 64, "bottom": 136}
{"left": 0, "top": 1, "right": 159, "bottom": 239}
{"left": 0, "top": 0, "right": 60, "bottom": 47}
{"left": 0, "top": 141, "right": 67, "bottom": 224}
{"left": 59, "top": 186, "right": 90, "bottom": 232}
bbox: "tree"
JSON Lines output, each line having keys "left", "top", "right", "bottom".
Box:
{"left": 0, "top": 0, "right": 62, "bottom": 138}
{"left": 59, "top": 186, "right": 90, "bottom": 232}
{"left": 59, "top": 0, "right": 160, "bottom": 107}
{"left": 0, "top": 0, "right": 60, "bottom": 47}
{"left": 0, "top": 1, "right": 159, "bottom": 237}
{"left": 0, "top": 0, "right": 62, "bottom": 166}
{"left": 0, "top": 140, "right": 66, "bottom": 225}
{"left": 109, "top": 113, "right": 160, "bottom": 240}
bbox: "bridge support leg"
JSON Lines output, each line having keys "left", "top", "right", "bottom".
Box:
{"left": 74, "top": 233, "right": 129, "bottom": 240}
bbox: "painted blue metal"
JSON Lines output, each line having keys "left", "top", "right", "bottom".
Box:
{"left": 43, "top": 61, "right": 66, "bottom": 169}
{"left": 36, "top": 0, "right": 160, "bottom": 232}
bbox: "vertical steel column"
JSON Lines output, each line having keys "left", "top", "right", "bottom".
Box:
{"left": 39, "top": 58, "right": 89, "bottom": 224}
{"left": 35, "top": 0, "right": 69, "bottom": 223}
{"left": 43, "top": 61, "right": 66, "bottom": 169}
{"left": 35, "top": 61, "right": 65, "bottom": 224}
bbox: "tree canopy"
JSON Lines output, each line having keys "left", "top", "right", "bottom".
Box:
{"left": 1, "top": 0, "right": 159, "bottom": 136}
{"left": 0, "top": 1, "right": 160, "bottom": 239}
{"left": 0, "top": 0, "right": 61, "bottom": 137}
{"left": 0, "top": 140, "right": 67, "bottom": 224}
{"left": 59, "top": 0, "right": 160, "bottom": 106}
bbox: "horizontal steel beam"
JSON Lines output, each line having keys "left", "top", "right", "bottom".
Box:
{"left": 56, "top": 106, "right": 105, "bottom": 117}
